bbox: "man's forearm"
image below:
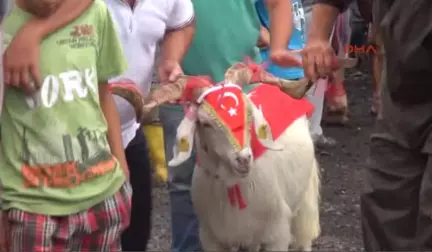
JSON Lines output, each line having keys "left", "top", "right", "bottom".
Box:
{"left": 308, "top": 3, "right": 341, "bottom": 41}
{"left": 309, "top": 0, "right": 353, "bottom": 40}
{"left": 266, "top": 0, "right": 292, "bottom": 52}
{"left": 25, "top": 0, "right": 93, "bottom": 37}
{"left": 161, "top": 22, "right": 195, "bottom": 63}
{"left": 99, "top": 84, "right": 129, "bottom": 177}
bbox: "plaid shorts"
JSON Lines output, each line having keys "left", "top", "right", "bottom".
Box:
{"left": 6, "top": 182, "right": 132, "bottom": 252}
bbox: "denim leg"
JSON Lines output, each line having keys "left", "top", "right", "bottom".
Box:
{"left": 159, "top": 105, "right": 201, "bottom": 252}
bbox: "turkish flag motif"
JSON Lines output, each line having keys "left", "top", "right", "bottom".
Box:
{"left": 203, "top": 86, "right": 247, "bottom": 149}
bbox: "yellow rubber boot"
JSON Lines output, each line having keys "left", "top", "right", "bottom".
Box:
{"left": 142, "top": 123, "right": 167, "bottom": 183}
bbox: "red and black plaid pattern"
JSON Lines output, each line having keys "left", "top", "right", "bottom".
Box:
{"left": 6, "top": 182, "right": 132, "bottom": 252}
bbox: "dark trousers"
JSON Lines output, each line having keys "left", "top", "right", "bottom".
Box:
{"left": 350, "top": 21, "right": 368, "bottom": 58}
{"left": 121, "top": 129, "right": 152, "bottom": 251}
{"left": 361, "top": 125, "right": 432, "bottom": 250}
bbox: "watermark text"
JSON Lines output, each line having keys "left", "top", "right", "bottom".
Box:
{"left": 344, "top": 45, "right": 377, "bottom": 55}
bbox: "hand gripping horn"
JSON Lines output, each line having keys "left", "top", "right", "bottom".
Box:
{"left": 109, "top": 76, "right": 214, "bottom": 123}
{"left": 224, "top": 56, "right": 357, "bottom": 99}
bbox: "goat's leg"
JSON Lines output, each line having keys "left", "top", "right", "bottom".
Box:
{"left": 291, "top": 161, "right": 320, "bottom": 251}
{"left": 263, "top": 240, "right": 290, "bottom": 251}
{"left": 262, "top": 214, "right": 292, "bottom": 251}
{"left": 262, "top": 229, "right": 291, "bottom": 252}
{"left": 199, "top": 227, "right": 226, "bottom": 251}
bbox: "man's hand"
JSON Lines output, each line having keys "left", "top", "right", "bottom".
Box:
{"left": 301, "top": 38, "right": 334, "bottom": 81}
{"left": 158, "top": 60, "right": 184, "bottom": 104}
{"left": 0, "top": 211, "right": 8, "bottom": 252}
{"left": 270, "top": 49, "right": 302, "bottom": 68}
{"left": 3, "top": 24, "right": 43, "bottom": 94}
{"left": 158, "top": 60, "right": 184, "bottom": 83}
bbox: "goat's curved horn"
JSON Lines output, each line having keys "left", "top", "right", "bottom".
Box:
{"left": 334, "top": 56, "right": 357, "bottom": 69}
{"left": 143, "top": 76, "right": 189, "bottom": 110}
{"left": 258, "top": 71, "right": 312, "bottom": 99}
{"left": 109, "top": 76, "right": 190, "bottom": 123}
{"left": 143, "top": 75, "right": 214, "bottom": 110}
{"left": 109, "top": 81, "right": 146, "bottom": 122}
{"left": 224, "top": 62, "right": 252, "bottom": 87}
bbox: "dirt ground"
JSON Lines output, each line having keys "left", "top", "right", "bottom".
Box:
{"left": 147, "top": 65, "right": 374, "bottom": 251}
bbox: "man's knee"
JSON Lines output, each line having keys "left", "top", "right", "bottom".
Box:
{"left": 366, "top": 136, "right": 424, "bottom": 194}
{"left": 418, "top": 156, "right": 432, "bottom": 216}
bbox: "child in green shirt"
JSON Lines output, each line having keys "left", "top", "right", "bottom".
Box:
{"left": 0, "top": 0, "right": 131, "bottom": 251}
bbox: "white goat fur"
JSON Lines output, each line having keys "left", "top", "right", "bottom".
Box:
{"left": 191, "top": 116, "right": 320, "bottom": 251}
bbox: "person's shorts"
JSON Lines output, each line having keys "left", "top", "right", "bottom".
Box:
{"left": 5, "top": 182, "right": 132, "bottom": 252}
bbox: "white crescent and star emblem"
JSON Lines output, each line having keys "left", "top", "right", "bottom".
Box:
{"left": 219, "top": 92, "right": 240, "bottom": 117}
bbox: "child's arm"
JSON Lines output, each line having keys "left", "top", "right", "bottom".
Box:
{"left": 265, "top": 0, "right": 301, "bottom": 67}
{"left": 99, "top": 84, "right": 129, "bottom": 180}
{"left": 23, "top": 0, "right": 94, "bottom": 37}
{"left": 265, "top": 0, "right": 293, "bottom": 55}
{"left": 257, "top": 26, "right": 271, "bottom": 48}
{"left": 3, "top": 0, "right": 93, "bottom": 90}
{"left": 95, "top": 2, "right": 129, "bottom": 178}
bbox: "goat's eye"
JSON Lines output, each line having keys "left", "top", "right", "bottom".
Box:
{"left": 198, "top": 121, "right": 212, "bottom": 128}
{"left": 202, "top": 123, "right": 212, "bottom": 128}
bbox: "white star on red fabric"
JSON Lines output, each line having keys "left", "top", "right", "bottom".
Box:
{"left": 228, "top": 107, "right": 237, "bottom": 116}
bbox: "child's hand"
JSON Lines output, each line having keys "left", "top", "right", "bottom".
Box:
{"left": 119, "top": 160, "right": 130, "bottom": 181}
{"left": 3, "top": 23, "right": 43, "bottom": 94}
{"left": 257, "top": 26, "right": 270, "bottom": 48}
{"left": 0, "top": 211, "right": 8, "bottom": 252}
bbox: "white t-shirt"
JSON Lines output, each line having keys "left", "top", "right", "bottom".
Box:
{"left": 105, "top": 0, "right": 194, "bottom": 147}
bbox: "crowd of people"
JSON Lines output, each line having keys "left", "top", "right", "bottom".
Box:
{"left": 1, "top": 0, "right": 432, "bottom": 251}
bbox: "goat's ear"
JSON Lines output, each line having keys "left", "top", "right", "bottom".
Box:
{"left": 245, "top": 97, "right": 284, "bottom": 150}
{"left": 168, "top": 109, "right": 197, "bottom": 166}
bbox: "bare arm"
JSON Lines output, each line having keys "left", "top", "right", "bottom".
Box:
{"left": 257, "top": 25, "right": 271, "bottom": 48}
{"left": 308, "top": 4, "right": 340, "bottom": 41}
{"left": 265, "top": 0, "right": 292, "bottom": 53}
{"left": 160, "top": 21, "right": 195, "bottom": 64}
{"left": 157, "top": 0, "right": 195, "bottom": 82}
{"left": 3, "top": 0, "right": 93, "bottom": 91}
{"left": 23, "top": 0, "right": 93, "bottom": 38}
{"left": 302, "top": 0, "right": 352, "bottom": 80}
{"left": 99, "top": 84, "right": 129, "bottom": 179}
{"left": 310, "top": 0, "right": 353, "bottom": 40}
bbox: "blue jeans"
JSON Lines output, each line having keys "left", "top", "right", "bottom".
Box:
{"left": 159, "top": 105, "right": 201, "bottom": 252}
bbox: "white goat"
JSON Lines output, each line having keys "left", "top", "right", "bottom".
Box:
{"left": 190, "top": 114, "right": 320, "bottom": 251}
{"left": 111, "top": 65, "right": 321, "bottom": 251}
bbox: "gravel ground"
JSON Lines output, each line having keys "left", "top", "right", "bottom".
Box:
{"left": 147, "top": 66, "right": 374, "bottom": 251}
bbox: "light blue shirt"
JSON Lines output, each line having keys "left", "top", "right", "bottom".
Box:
{"left": 255, "top": 0, "right": 305, "bottom": 79}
